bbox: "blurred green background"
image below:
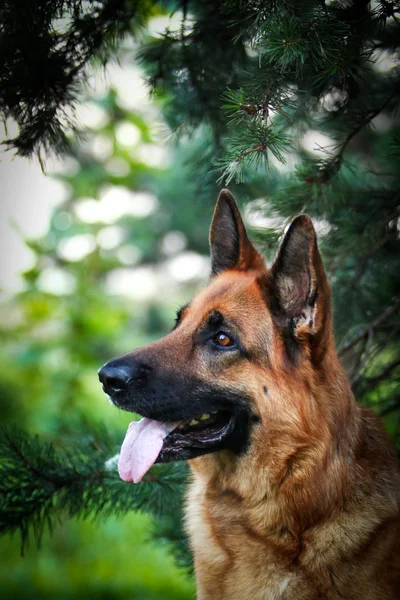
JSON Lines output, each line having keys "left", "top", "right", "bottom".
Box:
{"left": 0, "top": 30, "right": 206, "bottom": 599}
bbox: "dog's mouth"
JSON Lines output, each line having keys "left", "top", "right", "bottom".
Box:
{"left": 160, "top": 410, "right": 235, "bottom": 457}
{"left": 117, "top": 409, "right": 237, "bottom": 483}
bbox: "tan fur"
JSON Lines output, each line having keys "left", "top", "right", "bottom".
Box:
{"left": 116, "top": 191, "right": 400, "bottom": 598}
{"left": 177, "top": 197, "right": 400, "bottom": 599}
{"left": 184, "top": 269, "right": 400, "bottom": 599}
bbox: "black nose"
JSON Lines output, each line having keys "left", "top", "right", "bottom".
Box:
{"left": 98, "top": 358, "right": 148, "bottom": 395}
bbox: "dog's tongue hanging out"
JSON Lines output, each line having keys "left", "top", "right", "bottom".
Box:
{"left": 118, "top": 418, "right": 180, "bottom": 483}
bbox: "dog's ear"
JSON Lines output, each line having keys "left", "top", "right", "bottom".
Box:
{"left": 210, "top": 189, "right": 265, "bottom": 276}
{"left": 271, "top": 215, "right": 331, "bottom": 341}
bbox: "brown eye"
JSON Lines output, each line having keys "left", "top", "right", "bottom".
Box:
{"left": 214, "top": 332, "right": 235, "bottom": 348}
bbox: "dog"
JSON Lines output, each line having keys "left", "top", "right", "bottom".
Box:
{"left": 99, "top": 190, "right": 400, "bottom": 599}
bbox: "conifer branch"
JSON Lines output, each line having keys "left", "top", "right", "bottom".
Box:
{"left": 0, "top": 426, "right": 188, "bottom": 555}
{"left": 338, "top": 298, "right": 400, "bottom": 356}
{"left": 336, "top": 92, "right": 397, "bottom": 160}
{"left": 360, "top": 359, "right": 400, "bottom": 394}
{"left": 303, "top": 92, "right": 398, "bottom": 185}
{"left": 0, "top": 0, "right": 151, "bottom": 159}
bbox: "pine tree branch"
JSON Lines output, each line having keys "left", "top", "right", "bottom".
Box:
{"left": 307, "top": 92, "right": 398, "bottom": 185}
{"left": 336, "top": 92, "right": 397, "bottom": 160}
{"left": 0, "top": 0, "right": 151, "bottom": 158}
{"left": 6, "top": 437, "right": 68, "bottom": 487}
{"left": 0, "top": 426, "right": 189, "bottom": 556}
{"left": 361, "top": 358, "right": 400, "bottom": 394}
{"left": 240, "top": 143, "right": 267, "bottom": 158}
{"left": 338, "top": 297, "right": 400, "bottom": 356}
{"left": 349, "top": 325, "right": 400, "bottom": 387}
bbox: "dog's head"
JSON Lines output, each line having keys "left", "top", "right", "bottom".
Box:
{"left": 99, "top": 190, "right": 336, "bottom": 482}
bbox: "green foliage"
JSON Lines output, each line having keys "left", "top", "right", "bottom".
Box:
{"left": 0, "top": 40, "right": 211, "bottom": 595}
{"left": 0, "top": 425, "right": 188, "bottom": 556}
{"left": 215, "top": 120, "right": 291, "bottom": 184}
{"left": 0, "top": 0, "right": 154, "bottom": 160}
{"left": 3, "top": 514, "right": 194, "bottom": 600}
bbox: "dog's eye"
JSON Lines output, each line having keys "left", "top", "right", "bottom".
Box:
{"left": 213, "top": 331, "right": 236, "bottom": 349}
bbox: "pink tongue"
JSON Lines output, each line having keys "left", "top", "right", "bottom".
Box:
{"left": 118, "top": 418, "right": 180, "bottom": 483}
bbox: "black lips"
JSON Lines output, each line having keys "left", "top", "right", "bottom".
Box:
{"left": 157, "top": 407, "right": 253, "bottom": 463}
{"left": 99, "top": 358, "right": 255, "bottom": 462}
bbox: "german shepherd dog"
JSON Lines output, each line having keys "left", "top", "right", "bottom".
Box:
{"left": 99, "top": 190, "right": 400, "bottom": 599}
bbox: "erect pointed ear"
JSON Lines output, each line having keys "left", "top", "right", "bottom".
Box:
{"left": 271, "top": 215, "right": 331, "bottom": 341}
{"left": 209, "top": 189, "right": 265, "bottom": 276}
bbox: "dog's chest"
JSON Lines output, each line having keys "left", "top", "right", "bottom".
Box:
{"left": 185, "top": 482, "right": 302, "bottom": 600}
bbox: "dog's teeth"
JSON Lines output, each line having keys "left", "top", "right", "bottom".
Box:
{"left": 200, "top": 414, "right": 210, "bottom": 420}
{"left": 190, "top": 419, "right": 199, "bottom": 426}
